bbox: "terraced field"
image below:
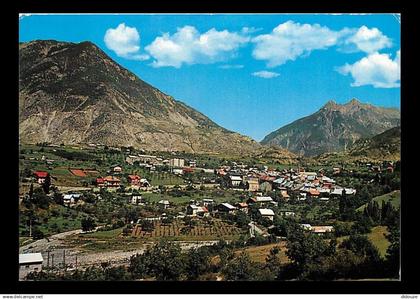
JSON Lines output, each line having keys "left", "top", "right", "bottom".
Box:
{"left": 132, "top": 219, "right": 244, "bottom": 241}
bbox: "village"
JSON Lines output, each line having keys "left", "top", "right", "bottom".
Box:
{"left": 18, "top": 143, "right": 399, "bottom": 280}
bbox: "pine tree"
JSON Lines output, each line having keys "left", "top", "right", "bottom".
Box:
{"left": 42, "top": 174, "right": 51, "bottom": 194}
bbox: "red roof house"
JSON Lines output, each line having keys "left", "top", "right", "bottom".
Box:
{"left": 34, "top": 171, "right": 49, "bottom": 184}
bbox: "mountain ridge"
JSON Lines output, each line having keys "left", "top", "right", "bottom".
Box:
{"left": 261, "top": 98, "right": 400, "bottom": 157}
{"left": 19, "top": 40, "right": 261, "bottom": 155}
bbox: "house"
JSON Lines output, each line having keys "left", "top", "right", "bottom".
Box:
{"left": 103, "top": 176, "right": 121, "bottom": 188}
{"left": 131, "top": 195, "right": 143, "bottom": 205}
{"left": 172, "top": 169, "right": 183, "bottom": 175}
{"left": 236, "top": 202, "right": 249, "bottom": 213}
{"left": 95, "top": 177, "right": 105, "bottom": 187}
{"left": 279, "top": 211, "right": 296, "bottom": 217}
{"left": 34, "top": 171, "right": 48, "bottom": 184}
{"left": 140, "top": 178, "right": 150, "bottom": 187}
{"left": 186, "top": 205, "right": 209, "bottom": 217}
{"left": 19, "top": 253, "right": 43, "bottom": 280}
{"left": 258, "top": 208, "right": 275, "bottom": 221}
{"left": 301, "top": 223, "right": 312, "bottom": 230}
{"left": 127, "top": 175, "right": 141, "bottom": 187}
{"left": 113, "top": 166, "right": 122, "bottom": 173}
{"left": 308, "top": 188, "right": 320, "bottom": 198}
{"left": 217, "top": 203, "right": 237, "bottom": 214}
{"left": 229, "top": 176, "right": 243, "bottom": 187}
{"left": 248, "top": 196, "right": 275, "bottom": 206}
{"left": 331, "top": 187, "right": 356, "bottom": 196}
{"left": 169, "top": 158, "right": 185, "bottom": 168}
{"left": 280, "top": 190, "right": 290, "bottom": 200}
{"left": 311, "top": 226, "right": 334, "bottom": 234}
{"left": 183, "top": 167, "right": 194, "bottom": 174}
{"left": 273, "top": 178, "right": 285, "bottom": 188}
{"left": 202, "top": 199, "right": 215, "bottom": 207}
{"left": 63, "top": 193, "right": 82, "bottom": 206}
{"left": 189, "top": 160, "right": 197, "bottom": 168}
{"left": 158, "top": 200, "right": 170, "bottom": 209}
{"left": 245, "top": 177, "right": 260, "bottom": 191}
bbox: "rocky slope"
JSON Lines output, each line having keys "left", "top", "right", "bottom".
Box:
{"left": 316, "top": 126, "right": 401, "bottom": 163}
{"left": 261, "top": 99, "right": 400, "bottom": 157}
{"left": 19, "top": 40, "right": 262, "bottom": 155}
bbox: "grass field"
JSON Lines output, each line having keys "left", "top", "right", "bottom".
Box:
{"left": 234, "top": 242, "right": 289, "bottom": 264}
{"left": 337, "top": 225, "right": 390, "bottom": 258}
{"left": 367, "top": 226, "right": 390, "bottom": 257}
{"left": 19, "top": 204, "right": 89, "bottom": 237}
{"left": 356, "top": 190, "right": 400, "bottom": 212}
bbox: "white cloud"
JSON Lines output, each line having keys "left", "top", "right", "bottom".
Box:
{"left": 337, "top": 50, "right": 400, "bottom": 88}
{"left": 104, "top": 23, "right": 149, "bottom": 61}
{"left": 252, "top": 70, "right": 280, "bottom": 79}
{"left": 344, "top": 26, "right": 392, "bottom": 53}
{"left": 219, "top": 64, "right": 244, "bottom": 69}
{"left": 241, "top": 27, "right": 263, "bottom": 34}
{"left": 145, "top": 26, "right": 249, "bottom": 68}
{"left": 251, "top": 21, "right": 342, "bottom": 67}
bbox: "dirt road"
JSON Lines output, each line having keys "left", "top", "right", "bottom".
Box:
{"left": 20, "top": 229, "right": 221, "bottom": 269}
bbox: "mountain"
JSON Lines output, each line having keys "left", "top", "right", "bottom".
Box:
{"left": 348, "top": 126, "right": 401, "bottom": 161}
{"left": 260, "top": 99, "right": 400, "bottom": 157}
{"left": 316, "top": 126, "right": 401, "bottom": 163}
{"left": 19, "top": 40, "right": 262, "bottom": 155}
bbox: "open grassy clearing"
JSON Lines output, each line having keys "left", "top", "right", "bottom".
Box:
{"left": 234, "top": 242, "right": 289, "bottom": 264}
{"left": 356, "top": 190, "right": 400, "bottom": 212}
{"left": 337, "top": 225, "right": 390, "bottom": 258}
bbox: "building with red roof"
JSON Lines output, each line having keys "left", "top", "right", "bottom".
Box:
{"left": 34, "top": 171, "right": 48, "bottom": 184}
{"left": 128, "top": 174, "right": 141, "bottom": 186}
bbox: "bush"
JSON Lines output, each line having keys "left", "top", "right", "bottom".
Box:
{"left": 32, "top": 227, "right": 45, "bottom": 240}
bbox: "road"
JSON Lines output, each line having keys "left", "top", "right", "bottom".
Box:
{"left": 20, "top": 229, "right": 221, "bottom": 269}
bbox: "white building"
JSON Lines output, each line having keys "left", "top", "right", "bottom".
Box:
{"left": 229, "top": 176, "right": 243, "bottom": 187}
{"left": 258, "top": 208, "right": 275, "bottom": 221}
{"left": 19, "top": 253, "right": 43, "bottom": 280}
{"left": 169, "top": 158, "right": 185, "bottom": 168}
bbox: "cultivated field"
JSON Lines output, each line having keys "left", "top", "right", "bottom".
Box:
{"left": 132, "top": 219, "right": 244, "bottom": 241}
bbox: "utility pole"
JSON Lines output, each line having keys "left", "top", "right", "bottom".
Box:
{"left": 75, "top": 255, "right": 78, "bottom": 270}
{"left": 47, "top": 250, "right": 50, "bottom": 267}
{"left": 63, "top": 250, "right": 66, "bottom": 269}
{"left": 29, "top": 219, "right": 32, "bottom": 238}
{"left": 51, "top": 254, "right": 54, "bottom": 268}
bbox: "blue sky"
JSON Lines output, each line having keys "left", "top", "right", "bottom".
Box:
{"left": 19, "top": 14, "right": 400, "bottom": 141}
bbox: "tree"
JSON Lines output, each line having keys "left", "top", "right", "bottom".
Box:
{"left": 140, "top": 219, "right": 154, "bottom": 232}
{"left": 384, "top": 225, "right": 400, "bottom": 278}
{"left": 340, "top": 234, "right": 381, "bottom": 264}
{"left": 104, "top": 266, "right": 129, "bottom": 281}
{"left": 143, "top": 241, "right": 185, "bottom": 280}
{"left": 42, "top": 174, "right": 51, "bottom": 194}
{"left": 185, "top": 247, "right": 211, "bottom": 280}
{"left": 234, "top": 211, "right": 250, "bottom": 229}
{"left": 53, "top": 190, "right": 64, "bottom": 205}
{"left": 286, "top": 231, "right": 328, "bottom": 275}
{"left": 222, "top": 252, "right": 256, "bottom": 281}
{"left": 31, "top": 188, "right": 50, "bottom": 209}
{"left": 28, "top": 183, "right": 34, "bottom": 200}
{"left": 81, "top": 217, "right": 96, "bottom": 232}
{"left": 128, "top": 253, "right": 150, "bottom": 279}
{"left": 265, "top": 246, "right": 282, "bottom": 274}
{"left": 32, "top": 226, "right": 44, "bottom": 240}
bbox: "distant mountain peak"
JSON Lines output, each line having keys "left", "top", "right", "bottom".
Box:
{"left": 323, "top": 100, "right": 338, "bottom": 109}
{"left": 261, "top": 98, "right": 400, "bottom": 156}
{"left": 347, "top": 98, "right": 361, "bottom": 105}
